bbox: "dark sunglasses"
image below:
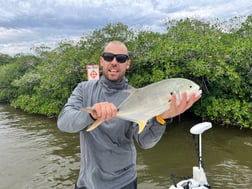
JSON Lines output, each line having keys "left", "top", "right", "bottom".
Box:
{"left": 102, "top": 52, "right": 129, "bottom": 63}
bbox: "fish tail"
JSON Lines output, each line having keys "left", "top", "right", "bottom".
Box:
{"left": 136, "top": 120, "right": 147, "bottom": 134}
{"left": 80, "top": 107, "right": 96, "bottom": 114}
{"left": 80, "top": 107, "right": 98, "bottom": 119}
{"left": 80, "top": 107, "right": 101, "bottom": 132}
{"left": 86, "top": 119, "right": 103, "bottom": 132}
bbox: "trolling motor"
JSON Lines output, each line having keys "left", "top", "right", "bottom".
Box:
{"left": 169, "top": 122, "right": 212, "bottom": 189}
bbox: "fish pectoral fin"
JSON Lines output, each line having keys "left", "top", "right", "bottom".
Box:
{"left": 86, "top": 119, "right": 103, "bottom": 132}
{"left": 136, "top": 120, "right": 147, "bottom": 134}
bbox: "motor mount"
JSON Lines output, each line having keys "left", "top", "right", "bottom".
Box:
{"left": 169, "top": 122, "right": 212, "bottom": 189}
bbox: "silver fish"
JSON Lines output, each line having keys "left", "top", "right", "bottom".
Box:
{"left": 81, "top": 78, "right": 202, "bottom": 134}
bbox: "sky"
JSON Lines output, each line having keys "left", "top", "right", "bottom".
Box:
{"left": 0, "top": 0, "right": 251, "bottom": 56}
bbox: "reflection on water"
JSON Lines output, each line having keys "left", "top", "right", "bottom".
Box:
{"left": 0, "top": 104, "right": 252, "bottom": 189}
{"left": 211, "top": 159, "right": 252, "bottom": 188}
{"left": 0, "top": 104, "right": 80, "bottom": 189}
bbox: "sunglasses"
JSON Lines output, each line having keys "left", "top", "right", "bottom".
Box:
{"left": 102, "top": 52, "right": 129, "bottom": 63}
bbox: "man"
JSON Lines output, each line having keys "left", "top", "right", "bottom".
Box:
{"left": 57, "top": 40, "right": 201, "bottom": 189}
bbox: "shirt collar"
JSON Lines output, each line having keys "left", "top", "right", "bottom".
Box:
{"left": 100, "top": 75, "right": 128, "bottom": 90}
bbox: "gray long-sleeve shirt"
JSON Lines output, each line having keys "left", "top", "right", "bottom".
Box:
{"left": 57, "top": 76, "right": 166, "bottom": 189}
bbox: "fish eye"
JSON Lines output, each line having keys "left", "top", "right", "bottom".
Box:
{"left": 170, "top": 92, "right": 173, "bottom": 95}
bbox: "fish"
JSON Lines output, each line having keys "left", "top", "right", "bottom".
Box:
{"left": 80, "top": 78, "right": 202, "bottom": 134}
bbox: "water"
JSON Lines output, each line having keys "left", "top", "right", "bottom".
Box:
{"left": 0, "top": 104, "right": 251, "bottom": 189}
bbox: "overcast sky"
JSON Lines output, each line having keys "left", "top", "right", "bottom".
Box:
{"left": 0, "top": 0, "right": 251, "bottom": 56}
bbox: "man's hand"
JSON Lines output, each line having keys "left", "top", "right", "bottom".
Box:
{"left": 91, "top": 102, "right": 117, "bottom": 121}
{"left": 159, "top": 92, "right": 201, "bottom": 119}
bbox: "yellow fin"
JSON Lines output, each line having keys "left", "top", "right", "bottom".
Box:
{"left": 136, "top": 120, "right": 147, "bottom": 134}
{"left": 86, "top": 119, "right": 103, "bottom": 132}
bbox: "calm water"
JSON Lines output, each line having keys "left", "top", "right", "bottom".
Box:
{"left": 0, "top": 104, "right": 251, "bottom": 189}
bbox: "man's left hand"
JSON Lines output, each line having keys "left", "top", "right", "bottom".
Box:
{"left": 159, "top": 92, "right": 201, "bottom": 119}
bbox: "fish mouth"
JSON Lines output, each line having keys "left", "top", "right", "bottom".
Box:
{"left": 192, "top": 85, "right": 202, "bottom": 97}
{"left": 196, "top": 89, "right": 202, "bottom": 96}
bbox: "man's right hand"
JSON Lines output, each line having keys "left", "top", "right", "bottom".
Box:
{"left": 91, "top": 102, "right": 117, "bottom": 121}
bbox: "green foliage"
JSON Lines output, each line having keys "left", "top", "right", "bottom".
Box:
{"left": 11, "top": 71, "right": 41, "bottom": 95}
{"left": 0, "top": 53, "right": 13, "bottom": 66}
{"left": 195, "top": 97, "right": 252, "bottom": 129}
{"left": 0, "top": 16, "right": 251, "bottom": 129}
{"left": 11, "top": 94, "right": 62, "bottom": 116}
{"left": 0, "top": 63, "right": 20, "bottom": 101}
{"left": 128, "top": 31, "right": 165, "bottom": 87}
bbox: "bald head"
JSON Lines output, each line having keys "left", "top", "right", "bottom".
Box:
{"left": 103, "top": 41, "right": 129, "bottom": 55}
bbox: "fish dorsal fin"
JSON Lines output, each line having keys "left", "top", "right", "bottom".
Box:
{"left": 136, "top": 120, "right": 147, "bottom": 134}
{"left": 86, "top": 119, "right": 103, "bottom": 132}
